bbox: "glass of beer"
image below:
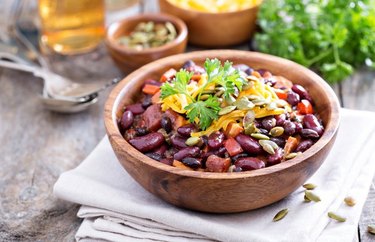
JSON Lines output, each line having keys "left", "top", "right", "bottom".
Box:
{"left": 38, "top": 0, "right": 105, "bottom": 55}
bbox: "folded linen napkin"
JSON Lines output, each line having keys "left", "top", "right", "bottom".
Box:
{"left": 54, "top": 109, "right": 375, "bottom": 242}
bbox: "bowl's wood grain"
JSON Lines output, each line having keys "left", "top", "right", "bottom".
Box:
{"left": 158, "top": 0, "right": 259, "bottom": 47}
{"left": 105, "top": 50, "right": 340, "bottom": 213}
{"left": 105, "top": 13, "right": 188, "bottom": 73}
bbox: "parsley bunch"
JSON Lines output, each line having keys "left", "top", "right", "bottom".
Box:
{"left": 255, "top": 0, "right": 375, "bottom": 83}
{"left": 161, "top": 58, "right": 245, "bottom": 130}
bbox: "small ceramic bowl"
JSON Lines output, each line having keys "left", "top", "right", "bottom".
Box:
{"left": 159, "top": 0, "right": 260, "bottom": 47}
{"left": 105, "top": 13, "right": 188, "bottom": 73}
{"left": 104, "top": 50, "right": 340, "bottom": 213}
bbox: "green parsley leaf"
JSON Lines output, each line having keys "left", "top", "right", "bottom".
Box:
{"left": 185, "top": 96, "right": 220, "bottom": 130}
{"left": 160, "top": 70, "right": 193, "bottom": 99}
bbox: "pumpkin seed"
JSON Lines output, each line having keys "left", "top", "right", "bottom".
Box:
{"left": 218, "top": 105, "right": 236, "bottom": 115}
{"left": 185, "top": 137, "right": 201, "bottom": 146}
{"left": 234, "top": 97, "right": 255, "bottom": 110}
{"left": 244, "top": 123, "right": 257, "bottom": 135}
{"left": 215, "top": 90, "right": 224, "bottom": 97}
{"left": 200, "top": 94, "right": 211, "bottom": 101}
{"left": 267, "top": 102, "right": 278, "bottom": 110}
{"left": 251, "top": 133, "right": 270, "bottom": 140}
{"left": 259, "top": 140, "right": 275, "bottom": 155}
{"left": 303, "top": 183, "right": 316, "bottom": 190}
{"left": 202, "top": 89, "right": 216, "bottom": 94}
{"left": 344, "top": 196, "right": 356, "bottom": 207}
{"left": 275, "top": 99, "right": 289, "bottom": 107}
{"left": 267, "top": 140, "right": 279, "bottom": 149}
{"left": 165, "top": 22, "right": 176, "bottom": 37}
{"left": 285, "top": 152, "right": 298, "bottom": 160}
{"left": 368, "top": 224, "right": 375, "bottom": 234}
{"left": 328, "top": 212, "right": 346, "bottom": 222}
{"left": 247, "top": 95, "right": 260, "bottom": 100}
{"left": 273, "top": 208, "right": 288, "bottom": 222}
{"left": 242, "top": 82, "right": 254, "bottom": 90}
{"left": 246, "top": 76, "right": 260, "bottom": 82}
{"left": 305, "top": 190, "right": 321, "bottom": 202}
{"left": 304, "top": 195, "right": 311, "bottom": 202}
{"left": 269, "top": 127, "right": 284, "bottom": 137}
{"left": 225, "top": 95, "right": 236, "bottom": 104}
{"left": 233, "top": 87, "right": 240, "bottom": 97}
{"left": 243, "top": 110, "right": 256, "bottom": 127}
{"left": 252, "top": 99, "right": 268, "bottom": 106}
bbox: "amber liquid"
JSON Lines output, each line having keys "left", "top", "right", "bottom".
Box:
{"left": 39, "top": 0, "right": 105, "bottom": 55}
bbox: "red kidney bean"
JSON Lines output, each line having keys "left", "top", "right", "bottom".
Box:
{"left": 173, "top": 147, "right": 200, "bottom": 161}
{"left": 153, "top": 144, "right": 168, "bottom": 156}
{"left": 182, "top": 60, "right": 195, "bottom": 69}
{"left": 143, "top": 104, "right": 163, "bottom": 132}
{"left": 159, "top": 158, "right": 173, "bottom": 166}
{"left": 287, "top": 91, "right": 300, "bottom": 106}
{"left": 294, "top": 122, "right": 303, "bottom": 134}
{"left": 303, "top": 114, "right": 324, "bottom": 135}
{"left": 144, "top": 79, "right": 162, "bottom": 87}
{"left": 177, "top": 124, "right": 197, "bottom": 137}
{"left": 270, "top": 137, "right": 286, "bottom": 148}
{"left": 170, "top": 134, "right": 188, "bottom": 149}
{"left": 206, "top": 155, "right": 231, "bottom": 172}
{"left": 135, "top": 127, "right": 149, "bottom": 136}
{"left": 145, "top": 152, "right": 162, "bottom": 161}
{"left": 283, "top": 120, "right": 296, "bottom": 136}
{"left": 231, "top": 153, "right": 249, "bottom": 162}
{"left": 161, "top": 116, "right": 172, "bottom": 133}
{"left": 275, "top": 114, "right": 286, "bottom": 126}
{"left": 301, "top": 128, "right": 320, "bottom": 138}
{"left": 235, "top": 134, "right": 263, "bottom": 154}
{"left": 208, "top": 131, "right": 225, "bottom": 149}
{"left": 292, "top": 84, "right": 312, "bottom": 103}
{"left": 126, "top": 103, "right": 145, "bottom": 115}
{"left": 120, "top": 111, "right": 134, "bottom": 130}
{"left": 261, "top": 116, "right": 276, "bottom": 130}
{"left": 183, "top": 61, "right": 205, "bottom": 74}
{"left": 264, "top": 77, "right": 277, "bottom": 86}
{"left": 182, "top": 157, "right": 202, "bottom": 169}
{"left": 295, "top": 139, "right": 314, "bottom": 152}
{"left": 141, "top": 95, "right": 152, "bottom": 109}
{"left": 129, "top": 132, "right": 164, "bottom": 152}
{"left": 234, "top": 157, "right": 265, "bottom": 171}
{"left": 233, "top": 64, "right": 252, "bottom": 74}
{"left": 267, "top": 148, "right": 283, "bottom": 166}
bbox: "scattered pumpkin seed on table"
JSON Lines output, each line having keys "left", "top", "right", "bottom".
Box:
{"left": 303, "top": 183, "right": 317, "bottom": 190}
{"left": 368, "top": 224, "right": 375, "bottom": 234}
{"left": 305, "top": 190, "right": 321, "bottom": 202}
{"left": 328, "top": 212, "right": 346, "bottom": 222}
{"left": 273, "top": 208, "right": 288, "bottom": 222}
{"left": 344, "top": 196, "right": 356, "bottom": 207}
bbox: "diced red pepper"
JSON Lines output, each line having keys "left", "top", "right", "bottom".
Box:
{"left": 224, "top": 137, "right": 243, "bottom": 156}
{"left": 160, "top": 68, "right": 177, "bottom": 82}
{"left": 224, "top": 122, "right": 244, "bottom": 138}
{"left": 275, "top": 89, "right": 288, "bottom": 100}
{"left": 297, "top": 99, "right": 313, "bottom": 114}
{"left": 142, "top": 84, "right": 160, "bottom": 95}
{"left": 284, "top": 136, "right": 300, "bottom": 156}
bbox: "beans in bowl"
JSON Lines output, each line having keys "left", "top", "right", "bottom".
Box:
{"left": 119, "top": 59, "right": 324, "bottom": 172}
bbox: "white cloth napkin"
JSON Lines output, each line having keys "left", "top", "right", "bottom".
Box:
{"left": 54, "top": 109, "right": 375, "bottom": 242}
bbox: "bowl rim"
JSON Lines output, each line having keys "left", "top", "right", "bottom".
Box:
{"left": 104, "top": 50, "right": 340, "bottom": 180}
{"left": 105, "top": 13, "right": 188, "bottom": 55}
{"left": 158, "top": 0, "right": 262, "bottom": 15}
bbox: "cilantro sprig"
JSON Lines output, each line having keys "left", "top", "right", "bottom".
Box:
{"left": 255, "top": 0, "right": 375, "bottom": 83}
{"left": 160, "top": 58, "right": 245, "bottom": 130}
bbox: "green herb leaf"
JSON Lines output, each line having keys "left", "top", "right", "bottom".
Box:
{"left": 185, "top": 96, "right": 220, "bottom": 130}
{"left": 160, "top": 70, "right": 193, "bottom": 99}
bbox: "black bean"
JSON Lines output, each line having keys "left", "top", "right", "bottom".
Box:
{"left": 161, "top": 116, "right": 172, "bottom": 133}
{"left": 173, "top": 147, "right": 200, "bottom": 161}
{"left": 287, "top": 91, "right": 300, "bottom": 106}
{"left": 181, "top": 157, "right": 201, "bottom": 169}
{"left": 267, "top": 148, "right": 283, "bottom": 166}
{"left": 141, "top": 95, "right": 152, "bottom": 109}
{"left": 234, "top": 157, "right": 265, "bottom": 171}
{"left": 235, "top": 134, "right": 263, "bottom": 154}
{"left": 177, "top": 124, "right": 197, "bottom": 137}
{"left": 283, "top": 121, "right": 296, "bottom": 136}
{"left": 120, "top": 111, "right": 134, "bottom": 130}
{"left": 208, "top": 131, "right": 225, "bottom": 149}
{"left": 125, "top": 103, "right": 145, "bottom": 115}
{"left": 170, "top": 134, "right": 188, "bottom": 149}
{"left": 295, "top": 139, "right": 314, "bottom": 152}
{"left": 264, "top": 77, "right": 276, "bottom": 86}
{"left": 303, "top": 114, "right": 324, "bottom": 135}
{"left": 135, "top": 127, "right": 149, "bottom": 136}
{"left": 292, "top": 84, "right": 312, "bottom": 103}
{"left": 270, "top": 137, "right": 286, "bottom": 148}
{"left": 231, "top": 153, "right": 249, "bottom": 162}
{"left": 301, "top": 128, "right": 320, "bottom": 138}
{"left": 145, "top": 152, "right": 162, "bottom": 161}
{"left": 129, "top": 132, "right": 164, "bottom": 152}
{"left": 261, "top": 116, "right": 276, "bottom": 130}
{"left": 258, "top": 128, "right": 270, "bottom": 135}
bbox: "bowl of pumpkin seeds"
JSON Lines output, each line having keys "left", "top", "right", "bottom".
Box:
{"left": 106, "top": 13, "right": 188, "bottom": 73}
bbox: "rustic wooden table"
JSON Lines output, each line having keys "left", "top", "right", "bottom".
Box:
{"left": 1, "top": 6, "right": 375, "bottom": 242}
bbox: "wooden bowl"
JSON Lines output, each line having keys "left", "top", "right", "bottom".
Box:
{"left": 158, "top": 0, "right": 260, "bottom": 47}
{"left": 104, "top": 50, "right": 340, "bottom": 213}
{"left": 105, "top": 13, "right": 188, "bottom": 73}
